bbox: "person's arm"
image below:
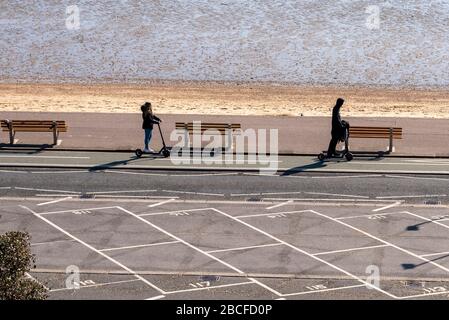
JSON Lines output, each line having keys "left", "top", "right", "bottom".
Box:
{"left": 153, "top": 115, "right": 161, "bottom": 123}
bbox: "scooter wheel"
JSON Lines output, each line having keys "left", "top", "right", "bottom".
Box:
{"left": 345, "top": 152, "right": 353, "bottom": 161}
{"left": 135, "top": 149, "right": 143, "bottom": 158}
{"left": 162, "top": 148, "right": 170, "bottom": 158}
{"left": 318, "top": 153, "right": 326, "bottom": 161}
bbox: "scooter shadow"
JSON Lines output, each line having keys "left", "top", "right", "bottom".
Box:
{"left": 281, "top": 160, "right": 328, "bottom": 176}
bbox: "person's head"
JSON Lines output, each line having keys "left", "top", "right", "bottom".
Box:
{"left": 141, "top": 102, "right": 152, "bottom": 114}
{"left": 336, "top": 98, "right": 345, "bottom": 107}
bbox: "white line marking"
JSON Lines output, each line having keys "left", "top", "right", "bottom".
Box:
{"left": 174, "top": 173, "right": 239, "bottom": 177}
{"left": 50, "top": 279, "right": 141, "bottom": 292}
{"left": 385, "top": 175, "right": 449, "bottom": 182}
{"left": 104, "top": 170, "right": 168, "bottom": 177}
{"left": 230, "top": 193, "right": 261, "bottom": 196}
{"left": 0, "top": 187, "right": 11, "bottom": 189}
{"left": 30, "top": 170, "right": 90, "bottom": 174}
{"left": 261, "top": 192, "right": 303, "bottom": 196}
{"left": 336, "top": 211, "right": 404, "bottom": 220}
{"left": 0, "top": 170, "right": 27, "bottom": 173}
{"left": 163, "top": 281, "right": 254, "bottom": 295}
{"left": 20, "top": 205, "right": 166, "bottom": 294}
{"left": 37, "top": 196, "right": 73, "bottom": 206}
{"left": 308, "top": 209, "right": 449, "bottom": 274}
{"left": 404, "top": 211, "right": 449, "bottom": 233}
{"left": 162, "top": 189, "right": 225, "bottom": 197}
{"left": 280, "top": 174, "right": 383, "bottom": 179}
{"left": 31, "top": 239, "right": 77, "bottom": 246}
{"left": 421, "top": 251, "right": 449, "bottom": 258}
{"left": 236, "top": 210, "right": 311, "bottom": 219}
{"left": 263, "top": 197, "right": 394, "bottom": 203}
{"left": 305, "top": 192, "right": 369, "bottom": 199}
{"left": 146, "top": 295, "right": 166, "bottom": 300}
{"left": 88, "top": 190, "right": 157, "bottom": 195}
{"left": 0, "top": 155, "right": 90, "bottom": 159}
{"left": 312, "top": 244, "right": 390, "bottom": 256}
{"left": 99, "top": 241, "right": 180, "bottom": 252}
{"left": 148, "top": 198, "right": 176, "bottom": 208}
{"left": 266, "top": 200, "right": 294, "bottom": 210}
{"left": 376, "top": 194, "right": 446, "bottom": 199}
{"left": 211, "top": 208, "right": 397, "bottom": 299}
{"left": 94, "top": 195, "right": 180, "bottom": 199}
{"left": 399, "top": 291, "right": 449, "bottom": 300}
{"left": 39, "top": 206, "right": 118, "bottom": 215}
{"left": 372, "top": 201, "right": 402, "bottom": 212}
{"left": 138, "top": 207, "right": 213, "bottom": 217}
{"left": 116, "top": 206, "right": 283, "bottom": 297}
{"left": 25, "top": 272, "right": 50, "bottom": 291}
{"left": 15, "top": 187, "right": 81, "bottom": 194}
{"left": 404, "top": 159, "right": 449, "bottom": 164}
{"left": 206, "top": 243, "right": 283, "bottom": 254}
{"left": 282, "top": 284, "right": 366, "bottom": 297}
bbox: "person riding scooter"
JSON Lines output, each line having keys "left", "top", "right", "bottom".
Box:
{"left": 326, "top": 98, "right": 347, "bottom": 158}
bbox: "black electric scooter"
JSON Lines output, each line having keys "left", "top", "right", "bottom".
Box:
{"left": 318, "top": 123, "right": 353, "bottom": 161}
{"left": 135, "top": 122, "right": 171, "bottom": 158}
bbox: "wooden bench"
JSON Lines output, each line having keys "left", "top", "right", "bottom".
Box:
{"left": 1, "top": 120, "right": 68, "bottom": 145}
{"left": 348, "top": 126, "right": 403, "bottom": 153}
{"left": 175, "top": 122, "right": 242, "bottom": 151}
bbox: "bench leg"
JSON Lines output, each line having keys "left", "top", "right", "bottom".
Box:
{"left": 388, "top": 128, "right": 393, "bottom": 153}
{"left": 52, "top": 121, "right": 58, "bottom": 145}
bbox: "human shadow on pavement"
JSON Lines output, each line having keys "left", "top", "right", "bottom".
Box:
{"left": 281, "top": 160, "right": 328, "bottom": 176}
{"left": 88, "top": 154, "right": 163, "bottom": 171}
{"left": 401, "top": 253, "right": 449, "bottom": 270}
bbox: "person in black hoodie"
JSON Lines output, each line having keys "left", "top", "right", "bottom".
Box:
{"left": 141, "top": 102, "right": 161, "bottom": 153}
{"left": 326, "top": 98, "right": 347, "bottom": 158}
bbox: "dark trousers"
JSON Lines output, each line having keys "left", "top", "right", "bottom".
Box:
{"left": 327, "top": 135, "right": 340, "bottom": 157}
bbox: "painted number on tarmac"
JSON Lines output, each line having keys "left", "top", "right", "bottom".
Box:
{"left": 267, "top": 213, "right": 287, "bottom": 219}
{"left": 73, "top": 210, "right": 91, "bottom": 215}
{"left": 189, "top": 281, "right": 211, "bottom": 288}
{"left": 423, "top": 286, "right": 447, "bottom": 294}
{"left": 368, "top": 215, "right": 386, "bottom": 220}
{"left": 75, "top": 280, "right": 96, "bottom": 287}
{"left": 306, "top": 284, "right": 327, "bottom": 291}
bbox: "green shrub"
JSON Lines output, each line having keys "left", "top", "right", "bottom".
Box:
{"left": 0, "top": 231, "right": 48, "bottom": 300}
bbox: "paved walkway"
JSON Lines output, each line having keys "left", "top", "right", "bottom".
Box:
{"left": 1, "top": 111, "right": 448, "bottom": 156}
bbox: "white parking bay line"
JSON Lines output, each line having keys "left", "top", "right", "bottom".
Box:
{"left": 148, "top": 198, "right": 176, "bottom": 208}
{"left": 146, "top": 295, "right": 166, "bottom": 300}
{"left": 312, "top": 244, "right": 390, "bottom": 256}
{"left": 99, "top": 241, "right": 180, "bottom": 252}
{"left": 266, "top": 200, "right": 294, "bottom": 210}
{"left": 37, "top": 196, "right": 73, "bottom": 206}
{"left": 20, "top": 206, "right": 166, "bottom": 294}
{"left": 116, "top": 206, "right": 283, "bottom": 297}
{"left": 282, "top": 284, "right": 366, "bottom": 297}
{"left": 206, "top": 243, "right": 283, "bottom": 254}
{"left": 211, "top": 208, "right": 397, "bottom": 299}
{"left": 372, "top": 201, "right": 402, "bottom": 212}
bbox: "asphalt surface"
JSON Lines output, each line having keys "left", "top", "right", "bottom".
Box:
{"left": 2, "top": 166, "right": 449, "bottom": 300}
{"left": 3, "top": 150, "right": 449, "bottom": 175}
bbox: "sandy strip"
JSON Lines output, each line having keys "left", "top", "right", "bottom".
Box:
{"left": 1, "top": 82, "right": 449, "bottom": 118}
